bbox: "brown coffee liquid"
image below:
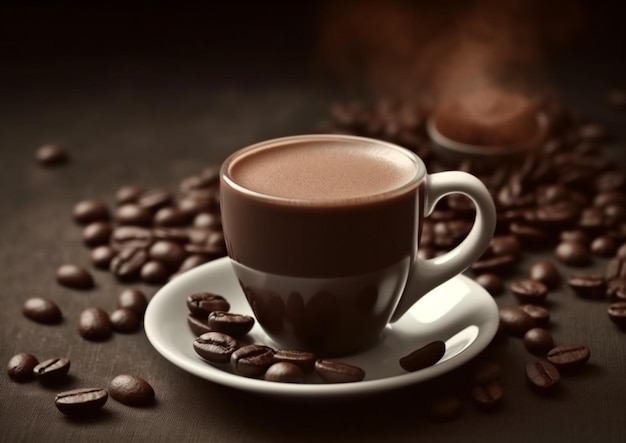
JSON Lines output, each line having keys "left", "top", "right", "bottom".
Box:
{"left": 228, "top": 139, "right": 418, "bottom": 201}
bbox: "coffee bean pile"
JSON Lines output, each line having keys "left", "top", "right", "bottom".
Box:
{"left": 6, "top": 352, "right": 154, "bottom": 417}
{"left": 318, "top": 96, "right": 625, "bottom": 420}
{"left": 71, "top": 166, "right": 226, "bottom": 285}
{"left": 186, "top": 292, "right": 369, "bottom": 383}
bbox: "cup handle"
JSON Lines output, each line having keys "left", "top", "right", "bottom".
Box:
{"left": 390, "top": 171, "right": 496, "bottom": 322}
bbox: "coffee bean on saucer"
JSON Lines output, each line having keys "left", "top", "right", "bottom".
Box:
{"left": 7, "top": 353, "right": 39, "bottom": 382}
{"left": 264, "top": 362, "right": 305, "bottom": 383}
{"left": 186, "top": 292, "right": 230, "bottom": 317}
{"left": 525, "top": 360, "right": 560, "bottom": 392}
{"left": 426, "top": 394, "right": 463, "bottom": 422}
{"left": 231, "top": 345, "right": 276, "bottom": 377}
{"left": 519, "top": 304, "right": 551, "bottom": 326}
{"left": 499, "top": 307, "right": 535, "bottom": 336}
{"left": 55, "top": 388, "right": 108, "bottom": 416}
{"left": 528, "top": 261, "right": 561, "bottom": 289}
{"left": 78, "top": 307, "right": 112, "bottom": 341}
{"left": 33, "top": 358, "right": 70, "bottom": 383}
{"left": 399, "top": 341, "right": 446, "bottom": 372}
{"left": 555, "top": 241, "right": 591, "bottom": 267}
{"left": 22, "top": 297, "right": 63, "bottom": 324}
{"left": 273, "top": 350, "right": 316, "bottom": 373}
{"left": 510, "top": 279, "right": 548, "bottom": 304}
{"left": 72, "top": 200, "right": 110, "bottom": 225}
{"left": 608, "top": 302, "right": 626, "bottom": 327}
{"left": 523, "top": 328, "right": 554, "bottom": 355}
{"left": 567, "top": 273, "right": 606, "bottom": 299}
{"left": 117, "top": 288, "right": 149, "bottom": 317}
{"left": 91, "top": 245, "right": 116, "bottom": 270}
{"left": 208, "top": 311, "right": 254, "bottom": 338}
{"left": 475, "top": 273, "right": 504, "bottom": 296}
{"left": 194, "top": 332, "right": 239, "bottom": 363}
{"left": 110, "top": 308, "right": 141, "bottom": 333}
{"left": 471, "top": 382, "right": 504, "bottom": 410}
{"left": 546, "top": 345, "right": 590, "bottom": 371}
{"left": 56, "top": 264, "right": 94, "bottom": 289}
{"left": 35, "top": 144, "right": 68, "bottom": 166}
{"left": 108, "top": 374, "right": 155, "bottom": 406}
{"left": 186, "top": 312, "right": 212, "bottom": 335}
{"left": 314, "top": 359, "right": 365, "bottom": 383}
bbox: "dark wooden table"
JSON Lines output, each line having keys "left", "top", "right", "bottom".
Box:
{"left": 2, "top": 2, "right": 625, "bottom": 442}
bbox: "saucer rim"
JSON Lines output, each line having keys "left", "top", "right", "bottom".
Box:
{"left": 144, "top": 257, "right": 499, "bottom": 399}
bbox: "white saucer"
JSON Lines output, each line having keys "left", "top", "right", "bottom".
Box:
{"left": 144, "top": 257, "right": 499, "bottom": 400}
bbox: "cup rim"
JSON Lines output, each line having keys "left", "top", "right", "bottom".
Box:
{"left": 220, "top": 134, "right": 426, "bottom": 207}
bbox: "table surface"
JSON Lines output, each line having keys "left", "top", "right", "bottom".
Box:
{"left": 1, "top": 2, "right": 626, "bottom": 442}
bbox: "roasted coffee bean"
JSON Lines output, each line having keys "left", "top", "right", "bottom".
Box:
{"left": 140, "top": 260, "right": 170, "bottom": 284}
{"left": 519, "top": 304, "right": 551, "bottom": 326}
{"left": 475, "top": 273, "right": 504, "bottom": 296}
{"left": 56, "top": 264, "right": 94, "bottom": 289}
{"left": 110, "top": 226, "right": 154, "bottom": 250}
{"left": 606, "top": 278, "right": 626, "bottom": 301}
{"left": 110, "top": 308, "right": 141, "bottom": 333}
{"left": 560, "top": 229, "right": 590, "bottom": 246}
{"left": 470, "top": 254, "right": 517, "bottom": 273}
{"left": 178, "top": 197, "right": 214, "bottom": 217}
{"left": 35, "top": 144, "right": 68, "bottom": 166}
{"left": 78, "top": 307, "right": 112, "bottom": 341}
{"left": 471, "top": 361, "right": 502, "bottom": 385}
{"left": 617, "top": 243, "right": 626, "bottom": 259}
{"left": 426, "top": 395, "right": 463, "bottom": 422}
{"left": 273, "top": 350, "right": 316, "bottom": 372}
{"left": 108, "top": 374, "right": 155, "bottom": 406}
{"left": 471, "top": 382, "right": 504, "bottom": 410}
{"left": 608, "top": 302, "right": 626, "bottom": 327}
{"left": 117, "top": 288, "right": 148, "bottom": 316}
{"left": 110, "top": 247, "right": 148, "bottom": 281}
{"left": 193, "top": 332, "right": 239, "bottom": 363}
{"left": 528, "top": 261, "right": 561, "bottom": 289}
{"left": 591, "top": 235, "right": 617, "bottom": 257}
{"left": 399, "top": 341, "right": 446, "bottom": 372}
{"left": 523, "top": 328, "right": 555, "bottom": 355}
{"left": 193, "top": 212, "right": 222, "bottom": 229}
{"left": 33, "top": 358, "right": 70, "bottom": 383}
{"left": 499, "top": 307, "right": 535, "bottom": 336}
{"left": 7, "top": 353, "right": 39, "bottom": 382}
{"left": 115, "top": 204, "right": 153, "bottom": 227}
{"left": 22, "top": 297, "right": 63, "bottom": 324}
{"left": 607, "top": 89, "right": 626, "bottom": 109}
{"left": 579, "top": 122, "right": 609, "bottom": 142}
{"left": 208, "top": 311, "right": 254, "bottom": 338}
{"left": 149, "top": 240, "right": 187, "bottom": 270}
{"left": 231, "top": 345, "right": 276, "bottom": 377}
{"left": 187, "top": 314, "right": 213, "bottom": 336}
{"left": 186, "top": 293, "right": 230, "bottom": 317}
{"left": 264, "top": 362, "right": 305, "bottom": 383}
{"left": 606, "top": 258, "right": 626, "bottom": 281}
{"left": 594, "top": 190, "right": 626, "bottom": 208}
{"left": 72, "top": 200, "right": 110, "bottom": 225}
{"left": 314, "top": 359, "right": 365, "bottom": 383}
{"left": 115, "top": 185, "right": 144, "bottom": 205}
{"left": 546, "top": 345, "right": 590, "bottom": 370}
{"left": 555, "top": 241, "right": 591, "bottom": 267}
{"left": 82, "top": 221, "right": 113, "bottom": 248}
{"left": 90, "top": 245, "right": 116, "bottom": 270}
{"left": 509, "top": 223, "right": 552, "bottom": 248}
{"left": 510, "top": 279, "right": 548, "bottom": 304}
{"left": 567, "top": 273, "right": 606, "bottom": 299}
{"left": 55, "top": 388, "right": 108, "bottom": 416}
{"left": 154, "top": 206, "right": 188, "bottom": 227}
{"left": 525, "top": 360, "right": 560, "bottom": 391}
{"left": 138, "top": 189, "right": 173, "bottom": 212}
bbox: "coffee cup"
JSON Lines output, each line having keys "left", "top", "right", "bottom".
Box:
{"left": 220, "top": 134, "right": 496, "bottom": 356}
